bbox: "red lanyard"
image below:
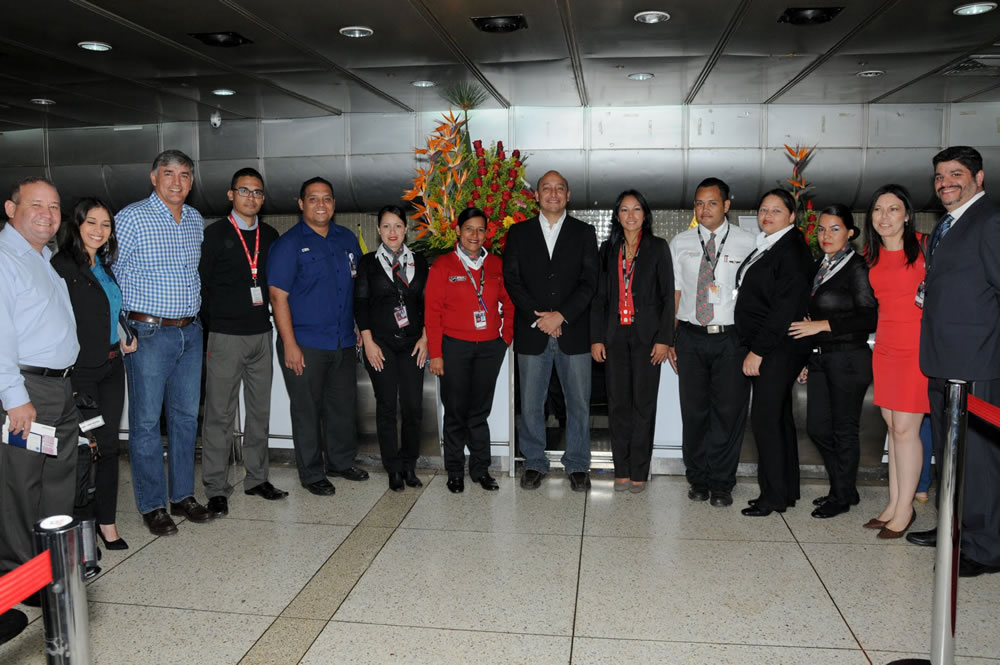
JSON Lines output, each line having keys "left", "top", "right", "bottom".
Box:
{"left": 228, "top": 214, "right": 260, "bottom": 283}
{"left": 617, "top": 233, "right": 640, "bottom": 323}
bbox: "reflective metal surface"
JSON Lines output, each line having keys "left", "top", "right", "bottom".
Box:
{"left": 33, "top": 516, "right": 91, "bottom": 665}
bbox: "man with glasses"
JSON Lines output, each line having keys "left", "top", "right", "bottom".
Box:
{"left": 199, "top": 168, "right": 286, "bottom": 517}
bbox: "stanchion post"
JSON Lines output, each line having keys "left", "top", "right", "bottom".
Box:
{"left": 33, "top": 515, "right": 91, "bottom": 665}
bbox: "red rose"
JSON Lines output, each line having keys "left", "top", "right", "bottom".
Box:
{"left": 497, "top": 151, "right": 505, "bottom": 160}
{"left": 521, "top": 189, "right": 533, "bottom": 197}
{"left": 492, "top": 162, "right": 501, "bottom": 171}
{"left": 514, "top": 160, "right": 522, "bottom": 168}
{"left": 490, "top": 183, "right": 499, "bottom": 193}
{"left": 483, "top": 206, "right": 494, "bottom": 217}
{"left": 475, "top": 148, "right": 485, "bottom": 157}
{"left": 484, "top": 238, "right": 492, "bottom": 249}
{"left": 508, "top": 169, "right": 518, "bottom": 178}
{"left": 500, "top": 235, "right": 508, "bottom": 249}
{"left": 806, "top": 224, "right": 815, "bottom": 235}
{"left": 477, "top": 167, "right": 487, "bottom": 176}
{"left": 478, "top": 158, "right": 486, "bottom": 166}
{"left": 473, "top": 139, "right": 483, "bottom": 149}
{"left": 505, "top": 179, "right": 515, "bottom": 189}
{"left": 512, "top": 149, "right": 520, "bottom": 158}
{"left": 806, "top": 199, "right": 814, "bottom": 210}
{"left": 467, "top": 200, "right": 475, "bottom": 208}
{"left": 486, "top": 193, "right": 495, "bottom": 203}
{"left": 496, "top": 141, "right": 504, "bottom": 151}
{"left": 472, "top": 190, "right": 481, "bottom": 200}
{"left": 502, "top": 191, "right": 512, "bottom": 201}
{"left": 808, "top": 213, "right": 816, "bottom": 222}
{"left": 474, "top": 177, "right": 483, "bottom": 187}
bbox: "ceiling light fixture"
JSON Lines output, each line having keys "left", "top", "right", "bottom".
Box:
{"left": 212, "top": 88, "right": 236, "bottom": 96}
{"left": 953, "top": 2, "right": 998, "bottom": 15}
{"left": 856, "top": 70, "right": 885, "bottom": 78}
{"left": 339, "top": 25, "right": 374, "bottom": 38}
{"left": 30, "top": 98, "right": 56, "bottom": 105}
{"left": 627, "top": 72, "right": 655, "bottom": 81}
{"left": 411, "top": 80, "right": 436, "bottom": 88}
{"left": 471, "top": 15, "right": 528, "bottom": 33}
{"left": 633, "top": 10, "right": 671, "bottom": 23}
{"left": 189, "top": 31, "right": 253, "bottom": 48}
{"left": 778, "top": 7, "right": 844, "bottom": 25}
{"left": 77, "top": 41, "right": 112, "bottom": 52}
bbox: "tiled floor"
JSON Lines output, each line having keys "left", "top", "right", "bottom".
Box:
{"left": 3, "top": 462, "right": 1000, "bottom": 665}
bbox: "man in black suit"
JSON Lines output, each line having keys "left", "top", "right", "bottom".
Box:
{"left": 503, "top": 170, "right": 599, "bottom": 491}
{"left": 908, "top": 146, "right": 1000, "bottom": 577}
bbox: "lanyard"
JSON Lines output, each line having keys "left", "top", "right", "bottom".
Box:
{"left": 228, "top": 214, "right": 260, "bottom": 283}
{"left": 698, "top": 226, "right": 729, "bottom": 279}
{"left": 380, "top": 251, "right": 409, "bottom": 305}
{"left": 620, "top": 233, "right": 641, "bottom": 294}
{"left": 812, "top": 249, "right": 852, "bottom": 294}
{"left": 459, "top": 251, "right": 488, "bottom": 312}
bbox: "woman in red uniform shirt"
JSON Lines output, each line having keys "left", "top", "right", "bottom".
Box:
{"left": 426, "top": 208, "right": 514, "bottom": 494}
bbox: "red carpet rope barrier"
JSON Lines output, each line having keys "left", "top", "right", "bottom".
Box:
{"left": 968, "top": 394, "right": 1000, "bottom": 430}
{"left": 0, "top": 550, "right": 52, "bottom": 614}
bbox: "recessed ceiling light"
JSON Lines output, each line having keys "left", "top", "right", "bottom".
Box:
{"left": 339, "top": 25, "right": 374, "bottom": 38}
{"left": 627, "top": 72, "right": 655, "bottom": 81}
{"left": 189, "top": 31, "right": 253, "bottom": 47}
{"left": 411, "top": 80, "right": 436, "bottom": 88}
{"left": 633, "top": 10, "right": 671, "bottom": 24}
{"left": 778, "top": 7, "right": 844, "bottom": 25}
{"left": 856, "top": 70, "right": 885, "bottom": 78}
{"left": 77, "top": 41, "right": 112, "bottom": 52}
{"left": 212, "top": 88, "right": 236, "bottom": 96}
{"left": 954, "top": 2, "right": 998, "bottom": 15}
{"left": 30, "top": 98, "right": 55, "bottom": 105}
{"left": 471, "top": 15, "right": 528, "bottom": 33}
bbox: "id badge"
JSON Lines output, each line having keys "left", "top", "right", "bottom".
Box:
{"left": 250, "top": 286, "right": 264, "bottom": 306}
{"left": 473, "top": 310, "right": 488, "bottom": 330}
{"left": 348, "top": 252, "right": 357, "bottom": 278}
{"left": 394, "top": 305, "right": 410, "bottom": 328}
{"left": 708, "top": 282, "right": 722, "bottom": 305}
{"left": 619, "top": 306, "right": 633, "bottom": 326}
{"left": 915, "top": 281, "right": 926, "bottom": 309}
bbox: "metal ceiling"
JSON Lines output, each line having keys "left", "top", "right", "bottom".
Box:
{"left": 3, "top": 0, "right": 1000, "bottom": 131}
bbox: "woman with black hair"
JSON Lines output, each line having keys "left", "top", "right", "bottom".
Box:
{"left": 788, "top": 204, "right": 876, "bottom": 518}
{"left": 51, "top": 197, "right": 136, "bottom": 550}
{"left": 355, "top": 205, "right": 429, "bottom": 492}
{"left": 590, "top": 190, "right": 674, "bottom": 492}
{"left": 735, "top": 188, "right": 813, "bottom": 516}
{"left": 861, "top": 184, "right": 928, "bottom": 538}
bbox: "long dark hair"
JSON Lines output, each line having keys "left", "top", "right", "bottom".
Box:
{"left": 757, "top": 188, "right": 796, "bottom": 213}
{"left": 863, "top": 184, "right": 919, "bottom": 267}
{"left": 606, "top": 189, "right": 654, "bottom": 252}
{"left": 59, "top": 197, "right": 117, "bottom": 268}
{"left": 818, "top": 203, "right": 858, "bottom": 241}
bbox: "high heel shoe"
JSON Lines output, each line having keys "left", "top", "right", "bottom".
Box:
{"left": 98, "top": 529, "right": 129, "bottom": 551}
{"left": 862, "top": 517, "right": 887, "bottom": 529}
{"left": 877, "top": 511, "right": 917, "bottom": 539}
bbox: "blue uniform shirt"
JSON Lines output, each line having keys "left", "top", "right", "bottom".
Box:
{"left": 268, "top": 219, "right": 361, "bottom": 351}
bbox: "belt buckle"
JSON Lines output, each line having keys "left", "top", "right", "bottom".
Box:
{"left": 706, "top": 324, "right": 722, "bottom": 334}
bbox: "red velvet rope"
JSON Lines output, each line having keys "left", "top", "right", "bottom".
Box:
{"left": 0, "top": 550, "right": 52, "bottom": 614}
{"left": 969, "top": 394, "right": 1000, "bottom": 430}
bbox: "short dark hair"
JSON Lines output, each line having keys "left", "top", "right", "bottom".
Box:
{"left": 606, "top": 189, "right": 654, "bottom": 253}
{"left": 457, "top": 206, "right": 486, "bottom": 228}
{"left": 230, "top": 167, "right": 264, "bottom": 191}
{"left": 151, "top": 149, "right": 194, "bottom": 172}
{"left": 933, "top": 146, "right": 983, "bottom": 175}
{"left": 863, "top": 183, "right": 919, "bottom": 268}
{"left": 818, "top": 203, "right": 857, "bottom": 239}
{"left": 758, "top": 188, "right": 796, "bottom": 214}
{"left": 695, "top": 177, "right": 730, "bottom": 203}
{"left": 9, "top": 176, "right": 57, "bottom": 204}
{"left": 299, "top": 176, "right": 335, "bottom": 201}
{"left": 59, "top": 197, "right": 117, "bottom": 268}
{"left": 376, "top": 205, "right": 407, "bottom": 227}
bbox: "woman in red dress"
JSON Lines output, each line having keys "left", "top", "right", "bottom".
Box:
{"left": 863, "top": 184, "right": 928, "bottom": 538}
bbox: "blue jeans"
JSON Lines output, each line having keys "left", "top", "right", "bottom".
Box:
{"left": 517, "top": 337, "right": 591, "bottom": 474}
{"left": 124, "top": 319, "right": 203, "bottom": 514}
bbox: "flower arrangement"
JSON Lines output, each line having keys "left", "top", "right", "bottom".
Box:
{"left": 782, "top": 143, "right": 821, "bottom": 255}
{"left": 403, "top": 110, "right": 538, "bottom": 257}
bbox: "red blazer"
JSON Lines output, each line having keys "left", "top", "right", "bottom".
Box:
{"left": 425, "top": 251, "right": 513, "bottom": 358}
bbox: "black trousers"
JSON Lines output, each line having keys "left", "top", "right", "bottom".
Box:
{"left": 364, "top": 333, "right": 424, "bottom": 473}
{"left": 676, "top": 325, "right": 749, "bottom": 492}
{"left": 805, "top": 347, "right": 871, "bottom": 505}
{"left": 750, "top": 350, "right": 808, "bottom": 511}
{"left": 278, "top": 340, "right": 358, "bottom": 484}
{"left": 929, "top": 376, "right": 1000, "bottom": 566}
{"left": 71, "top": 356, "right": 126, "bottom": 525}
{"left": 606, "top": 324, "right": 662, "bottom": 481}
{"left": 439, "top": 336, "right": 506, "bottom": 479}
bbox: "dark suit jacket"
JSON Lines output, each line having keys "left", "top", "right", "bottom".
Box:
{"left": 51, "top": 251, "right": 119, "bottom": 368}
{"left": 354, "top": 250, "right": 428, "bottom": 340}
{"left": 590, "top": 235, "right": 675, "bottom": 347}
{"left": 808, "top": 252, "right": 877, "bottom": 347}
{"left": 920, "top": 194, "right": 1000, "bottom": 380}
{"left": 734, "top": 227, "right": 813, "bottom": 357}
{"left": 502, "top": 214, "right": 598, "bottom": 355}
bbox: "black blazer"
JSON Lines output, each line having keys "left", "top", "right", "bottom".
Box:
{"left": 808, "top": 252, "right": 877, "bottom": 347}
{"left": 734, "top": 227, "right": 813, "bottom": 357}
{"left": 51, "top": 251, "right": 119, "bottom": 368}
{"left": 591, "top": 234, "right": 675, "bottom": 347}
{"left": 354, "top": 250, "right": 429, "bottom": 340}
{"left": 920, "top": 195, "right": 1000, "bottom": 380}
{"left": 502, "top": 214, "right": 599, "bottom": 355}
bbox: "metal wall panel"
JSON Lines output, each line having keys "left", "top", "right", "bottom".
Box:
{"left": 587, "top": 149, "right": 685, "bottom": 208}
{"left": 161, "top": 123, "right": 198, "bottom": 160}
{"left": 868, "top": 106, "right": 944, "bottom": 148}
{"left": 0, "top": 130, "right": 44, "bottom": 167}
{"left": 261, "top": 117, "right": 345, "bottom": 158}
{"left": 516, "top": 149, "right": 586, "bottom": 202}
{"left": 689, "top": 106, "right": 761, "bottom": 149}
{"left": 197, "top": 119, "right": 259, "bottom": 162}
{"left": 101, "top": 163, "right": 159, "bottom": 213}
{"left": 513, "top": 108, "right": 585, "bottom": 150}
{"left": 419, "top": 109, "right": 510, "bottom": 149}
{"left": 590, "top": 107, "right": 683, "bottom": 150}
{"left": 349, "top": 113, "right": 415, "bottom": 155}
{"left": 766, "top": 105, "right": 864, "bottom": 149}
{"left": 857, "top": 148, "right": 940, "bottom": 211}
{"left": 762, "top": 148, "right": 863, "bottom": 208}
{"left": 949, "top": 103, "right": 1000, "bottom": 148}
{"left": 48, "top": 126, "right": 159, "bottom": 167}
{"left": 49, "top": 165, "right": 112, "bottom": 207}
{"left": 260, "top": 156, "right": 350, "bottom": 212}
{"left": 686, "top": 149, "right": 762, "bottom": 209}
{"left": 346, "top": 153, "right": 419, "bottom": 211}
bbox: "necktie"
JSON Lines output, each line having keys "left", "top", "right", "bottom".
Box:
{"left": 390, "top": 247, "right": 409, "bottom": 288}
{"left": 930, "top": 214, "right": 954, "bottom": 256}
{"left": 695, "top": 232, "right": 715, "bottom": 325}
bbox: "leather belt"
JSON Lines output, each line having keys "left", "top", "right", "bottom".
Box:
{"left": 813, "top": 342, "right": 869, "bottom": 354}
{"left": 19, "top": 364, "right": 73, "bottom": 378}
{"left": 127, "top": 312, "right": 195, "bottom": 328}
{"left": 680, "top": 321, "right": 735, "bottom": 335}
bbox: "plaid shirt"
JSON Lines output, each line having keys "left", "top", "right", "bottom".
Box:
{"left": 113, "top": 192, "right": 203, "bottom": 318}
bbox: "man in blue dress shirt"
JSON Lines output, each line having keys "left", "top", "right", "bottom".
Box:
{"left": 0, "top": 178, "right": 80, "bottom": 607}
{"left": 113, "top": 149, "right": 212, "bottom": 535}
{"left": 269, "top": 177, "right": 368, "bottom": 495}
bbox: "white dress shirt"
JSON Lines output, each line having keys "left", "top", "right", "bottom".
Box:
{"left": 538, "top": 211, "right": 566, "bottom": 258}
{"left": 376, "top": 243, "right": 415, "bottom": 283}
{"left": 945, "top": 190, "right": 985, "bottom": 227}
{"left": 670, "top": 222, "right": 755, "bottom": 326}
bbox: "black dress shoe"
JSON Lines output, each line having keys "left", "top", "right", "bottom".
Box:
{"left": 403, "top": 470, "right": 423, "bottom": 488}
{"left": 815, "top": 493, "right": 860, "bottom": 506}
{"left": 142, "top": 508, "right": 178, "bottom": 536}
{"left": 169, "top": 497, "right": 213, "bottom": 522}
{"left": 0, "top": 608, "right": 28, "bottom": 645}
{"left": 327, "top": 466, "right": 369, "bottom": 481}
{"left": 811, "top": 501, "right": 849, "bottom": 519}
{"left": 207, "top": 496, "right": 229, "bottom": 517}
{"left": 98, "top": 529, "right": 129, "bottom": 551}
{"left": 569, "top": 472, "right": 591, "bottom": 492}
{"left": 709, "top": 491, "right": 733, "bottom": 507}
{"left": 388, "top": 472, "right": 404, "bottom": 492}
{"left": 688, "top": 486, "right": 710, "bottom": 502}
{"left": 473, "top": 474, "right": 500, "bottom": 491}
{"left": 959, "top": 554, "right": 1000, "bottom": 577}
{"left": 245, "top": 481, "right": 289, "bottom": 500}
{"left": 446, "top": 476, "right": 465, "bottom": 493}
{"left": 906, "top": 527, "right": 937, "bottom": 547}
{"left": 303, "top": 479, "right": 336, "bottom": 496}
{"left": 741, "top": 504, "right": 784, "bottom": 517}
{"left": 520, "top": 469, "right": 544, "bottom": 490}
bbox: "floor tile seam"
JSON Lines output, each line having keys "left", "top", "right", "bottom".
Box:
{"left": 570, "top": 634, "right": 872, "bottom": 651}
{"left": 358, "top": 470, "right": 438, "bottom": 529}
{"left": 235, "top": 614, "right": 283, "bottom": 664}
{"left": 867, "top": 652, "right": 999, "bottom": 662}
{"left": 324, "top": 617, "right": 573, "bottom": 639}
{"left": 578, "top": 533, "right": 800, "bottom": 543}
{"left": 86, "top": 598, "right": 281, "bottom": 618}
{"left": 85, "top": 533, "right": 165, "bottom": 583}
{"left": 394, "top": 525, "right": 585, "bottom": 537}
{"left": 568, "top": 489, "right": 588, "bottom": 662}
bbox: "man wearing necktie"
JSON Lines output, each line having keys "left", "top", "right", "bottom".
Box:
{"left": 909, "top": 146, "right": 1000, "bottom": 577}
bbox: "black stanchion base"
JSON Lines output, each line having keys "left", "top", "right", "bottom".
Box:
{"left": 885, "top": 660, "right": 931, "bottom": 664}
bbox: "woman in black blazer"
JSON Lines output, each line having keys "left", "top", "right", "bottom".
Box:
{"left": 591, "top": 190, "right": 674, "bottom": 492}
{"left": 51, "top": 197, "right": 136, "bottom": 550}
{"left": 735, "top": 189, "right": 813, "bottom": 516}
{"left": 788, "top": 204, "right": 876, "bottom": 519}
{"left": 355, "top": 205, "right": 429, "bottom": 492}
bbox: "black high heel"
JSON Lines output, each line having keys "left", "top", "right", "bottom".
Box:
{"left": 98, "top": 529, "right": 129, "bottom": 551}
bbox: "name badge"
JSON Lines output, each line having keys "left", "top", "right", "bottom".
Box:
{"left": 250, "top": 286, "right": 264, "bottom": 306}
{"left": 473, "top": 310, "right": 488, "bottom": 330}
{"left": 915, "top": 281, "right": 926, "bottom": 309}
{"left": 449, "top": 275, "right": 467, "bottom": 282}
{"left": 80, "top": 415, "right": 105, "bottom": 433}
{"left": 348, "top": 253, "right": 357, "bottom": 279}
{"left": 394, "top": 305, "right": 410, "bottom": 328}
{"left": 708, "top": 282, "right": 722, "bottom": 305}
{"left": 619, "top": 306, "right": 633, "bottom": 326}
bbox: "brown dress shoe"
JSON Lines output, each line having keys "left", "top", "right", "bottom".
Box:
{"left": 862, "top": 517, "right": 887, "bottom": 529}
{"left": 877, "top": 511, "right": 916, "bottom": 539}
{"left": 142, "top": 508, "right": 179, "bottom": 536}
{"left": 169, "top": 497, "right": 213, "bottom": 522}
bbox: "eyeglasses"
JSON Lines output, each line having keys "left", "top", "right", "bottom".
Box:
{"left": 234, "top": 187, "right": 265, "bottom": 199}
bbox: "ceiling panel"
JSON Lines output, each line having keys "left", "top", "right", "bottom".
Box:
{"left": 583, "top": 56, "right": 706, "bottom": 106}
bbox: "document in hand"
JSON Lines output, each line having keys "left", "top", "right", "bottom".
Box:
{"left": 2, "top": 417, "right": 58, "bottom": 455}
